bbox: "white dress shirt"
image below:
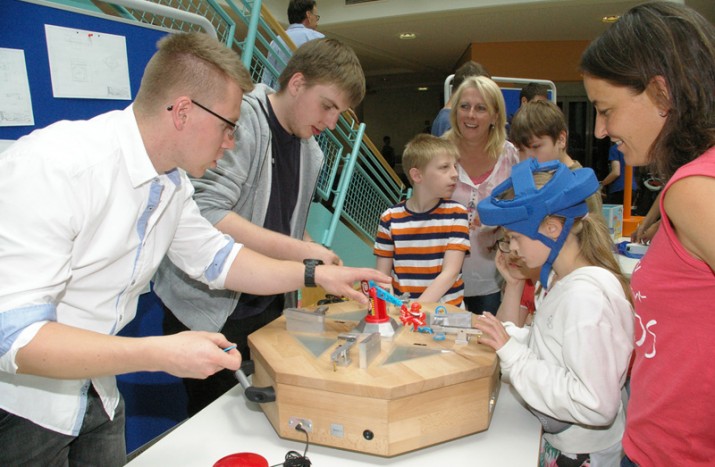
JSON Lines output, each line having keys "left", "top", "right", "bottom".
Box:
{"left": 0, "top": 106, "right": 241, "bottom": 435}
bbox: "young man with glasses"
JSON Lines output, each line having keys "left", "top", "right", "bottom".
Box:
{"left": 154, "top": 37, "right": 368, "bottom": 415}
{"left": 0, "top": 32, "right": 384, "bottom": 465}
{"left": 263, "top": 0, "right": 324, "bottom": 89}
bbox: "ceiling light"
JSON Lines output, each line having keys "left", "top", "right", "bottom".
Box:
{"left": 601, "top": 15, "right": 619, "bottom": 24}
{"left": 417, "top": 87, "right": 428, "bottom": 91}
{"left": 399, "top": 32, "right": 416, "bottom": 40}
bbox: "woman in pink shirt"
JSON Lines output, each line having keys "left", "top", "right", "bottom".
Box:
{"left": 444, "top": 76, "right": 519, "bottom": 315}
{"left": 581, "top": 2, "right": 715, "bottom": 465}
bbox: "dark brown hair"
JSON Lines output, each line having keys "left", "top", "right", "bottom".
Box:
{"left": 580, "top": 1, "right": 715, "bottom": 180}
{"left": 288, "top": 0, "right": 317, "bottom": 24}
{"left": 278, "top": 38, "right": 365, "bottom": 108}
{"left": 509, "top": 100, "right": 567, "bottom": 150}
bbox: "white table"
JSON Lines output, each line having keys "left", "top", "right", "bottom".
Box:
{"left": 127, "top": 381, "right": 541, "bottom": 467}
{"left": 617, "top": 254, "right": 639, "bottom": 279}
{"left": 616, "top": 238, "right": 643, "bottom": 279}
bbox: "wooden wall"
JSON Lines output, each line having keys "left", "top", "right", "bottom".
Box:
{"left": 461, "top": 40, "right": 591, "bottom": 82}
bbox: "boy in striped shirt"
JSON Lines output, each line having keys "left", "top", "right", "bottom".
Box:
{"left": 374, "top": 134, "right": 470, "bottom": 307}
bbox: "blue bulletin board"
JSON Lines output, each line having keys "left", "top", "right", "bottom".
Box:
{"left": 0, "top": 0, "right": 170, "bottom": 141}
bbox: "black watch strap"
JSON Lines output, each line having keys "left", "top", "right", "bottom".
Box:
{"left": 303, "top": 259, "right": 324, "bottom": 287}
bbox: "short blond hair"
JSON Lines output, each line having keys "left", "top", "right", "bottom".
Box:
{"left": 402, "top": 134, "right": 459, "bottom": 187}
{"left": 134, "top": 32, "right": 254, "bottom": 115}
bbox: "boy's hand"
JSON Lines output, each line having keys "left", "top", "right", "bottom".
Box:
{"left": 631, "top": 220, "right": 659, "bottom": 244}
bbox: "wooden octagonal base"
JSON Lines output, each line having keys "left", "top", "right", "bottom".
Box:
{"left": 248, "top": 301, "right": 499, "bottom": 457}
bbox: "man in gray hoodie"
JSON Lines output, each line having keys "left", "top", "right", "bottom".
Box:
{"left": 154, "top": 38, "right": 366, "bottom": 415}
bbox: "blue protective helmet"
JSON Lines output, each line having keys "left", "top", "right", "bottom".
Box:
{"left": 477, "top": 158, "right": 599, "bottom": 287}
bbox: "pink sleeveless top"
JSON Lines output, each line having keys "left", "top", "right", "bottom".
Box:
{"left": 625, "top": 146, "right": 715, "bottom": 466}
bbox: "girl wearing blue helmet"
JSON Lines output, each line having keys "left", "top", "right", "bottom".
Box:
{"left": 474, "top": 158, "right": 633, "bottom": 467}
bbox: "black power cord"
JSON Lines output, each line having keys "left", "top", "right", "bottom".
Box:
{"left": 270, "top": 423, "right": 311, "bottom": 467}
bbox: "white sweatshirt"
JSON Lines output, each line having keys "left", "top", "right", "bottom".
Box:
{"left": 497, "top": 266, "right": 634, "bottom": 454}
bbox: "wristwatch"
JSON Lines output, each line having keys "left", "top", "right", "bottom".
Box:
{"left": 303, "top": 259, "right": 324, "bottom": 287}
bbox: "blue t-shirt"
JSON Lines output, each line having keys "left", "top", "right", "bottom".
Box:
{"left": 431, "top": 108, "right": 451, "bottom": 136}
{"left": 608, "top": 145, "right": 638, "bottom": 194}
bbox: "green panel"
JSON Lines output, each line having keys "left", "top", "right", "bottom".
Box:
{"left": 307, "top": 202, "right": 375, "bottom": 268}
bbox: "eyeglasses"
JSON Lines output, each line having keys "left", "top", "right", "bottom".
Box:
{"left": 311, "top": 11, "right": 320, "bottom": 21}
{"left": 166, "top": 100, "right": 238, "bottom": 138}
{"left": 494, "top": 238, "right": 511, "bottom": 254}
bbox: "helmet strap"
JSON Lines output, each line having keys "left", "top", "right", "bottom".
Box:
{"left": 536, "top": 216, "right": 575, "bottom": 288}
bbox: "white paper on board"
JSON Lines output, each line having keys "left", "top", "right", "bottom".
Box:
{"left": 45, "top": 24, "right": 131, "bottom": 100}
{"left": 0, "top": 48, "right": 35, "bottom": 127}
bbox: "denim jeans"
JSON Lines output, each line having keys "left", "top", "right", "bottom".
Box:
{"left": 0, "top": 385, "right": 126, "bottom": 466}
{"left": 464, "top": 291, "right": 502, "bottom": 315}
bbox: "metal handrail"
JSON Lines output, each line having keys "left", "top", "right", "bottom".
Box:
{"left": 100, "top": 0, "right": 218, "bottom": 37}
{"left": 443, "top": 74, "right": 557, "bottom": 105}
{"left": 88, "top": 0, "right": 408, "bottom": 250}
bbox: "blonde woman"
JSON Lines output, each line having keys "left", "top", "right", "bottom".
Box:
{"left": 444, "top": 75, "right": 519, "bottom": 314}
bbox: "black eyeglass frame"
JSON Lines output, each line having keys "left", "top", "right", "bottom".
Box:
{"left": 495, "top": 238, "right": 511, "bottom": 254}
{"left": 166, "top": 100, "right": 238, "bottom": 134}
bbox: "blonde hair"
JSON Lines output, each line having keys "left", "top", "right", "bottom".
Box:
{"left": 569, "top": 216, "right": 632, "bottom": 305}
{"left": 446, "top": 76, "right": 507, "bottom": 159}
{"left": 402, "top": 134, "right": 460, "bottom": 187}
{"left": 134, "top": 32, "right": 254, "bottom": 115}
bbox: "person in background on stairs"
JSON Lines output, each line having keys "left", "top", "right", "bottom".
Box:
{"left": 262, "top": 0, "right": 324, "bottom": 89}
